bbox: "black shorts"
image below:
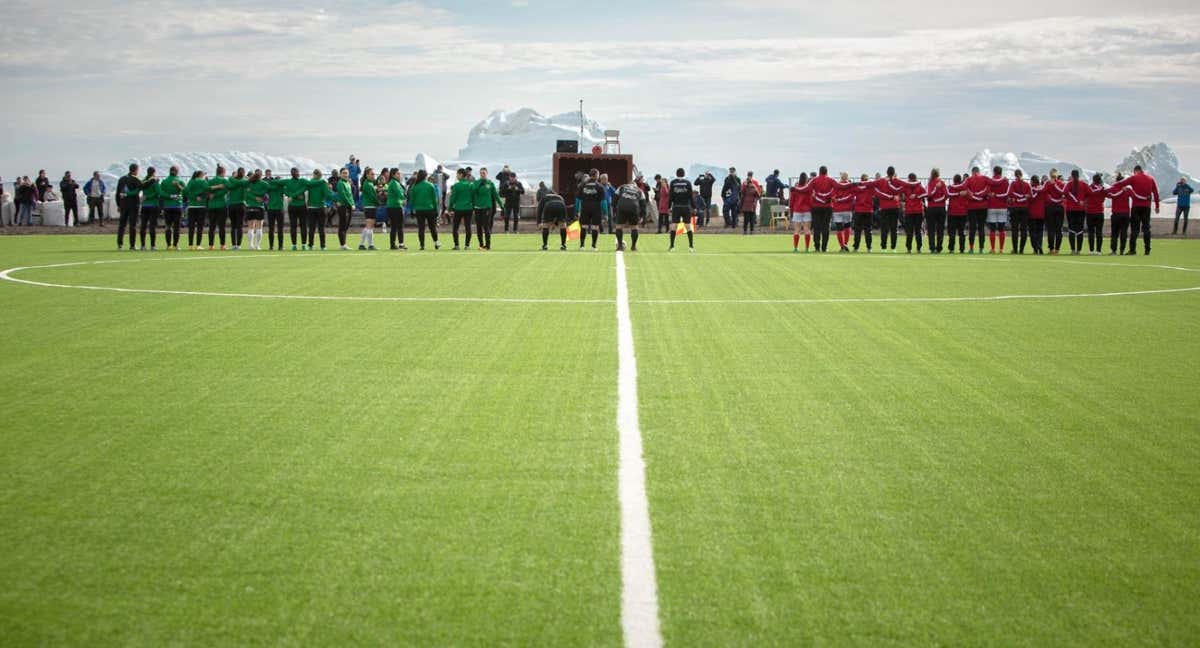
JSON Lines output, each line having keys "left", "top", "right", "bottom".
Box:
{"left": 617, "top": 206, "right": 640, "bottom": 226}
{"left": 580, "top": 203, "right": 603, "bottom": 227}
{"left": 540, "top": 204, "right": 566, "bottom": 225}
{"left": 246, "top": 207, "right": 265, "bottom": 221}
{"left": 670, "top": 205, "right": 691, "bottom": 222}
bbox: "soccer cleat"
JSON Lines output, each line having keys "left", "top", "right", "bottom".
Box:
{"left": 559, "top": 245, "right": 567, "bottom": 251}
{"left": 793, "top": 247, "right": 799, "bottom": 253}
{"left": 689, "top": 247, "right": 695, "bottom": 253}
{"left": 358, "top": 244, "right": 366, "bottom": 250}
{"left": 668, "top": 247, "right": 675, "bottom": 253}
{"left": 541, "top": 245, "right": 549, "bottom": 251}
{"left": 398, "top": 244, "right": 407, "bottom": 250}
{"left": 452, "top": 245, "right": 460, "bottom": 251}
{"left": 368, "top": 246, "right": 376, "bottom": 251}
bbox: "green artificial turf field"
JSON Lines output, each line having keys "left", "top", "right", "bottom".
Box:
{"left": 1, "top": 233, "right": 1197, "bottom": 646}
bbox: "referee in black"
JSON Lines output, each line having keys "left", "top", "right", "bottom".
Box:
{"left": 576, "top": 169, "right": 606, "bottom": 250}
{"left": 537, "top": 189, "right": 568, "bottom": 250}
{"left": 668, "top": 168, "right": 695, "bottom": 251}
{"left": 613, "top": 181, "right": 646, "bottom": 252}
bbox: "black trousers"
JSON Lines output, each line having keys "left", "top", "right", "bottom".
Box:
{"left": 305, "top": 207, "right": 326, "bottom": 248}
{"left": 811, "top": 207, "right": 832, "bottom": 251}
{"left": 117, "top": 198, "right": 139, "bottom": 247}
{"left": 267, "top": 209, "right": 284, "bottom": 248}
{"left": 502, "top": 202, "right": 520, "bottom": 231}
{"left": 452, "top": 209, "right": 473, "bottom": 247}
{"left": 161, "top": 207, "right": 182, "bottom": 247}
{"left": 878, "top": 208, "right": 899, "bottom": 250}
{"left": 64, "top": 201, "right": 78, "bottom": 225}
{"left": 229, "top": 204, "right": 245, "bottom": 247}
{"left": 187, "top": 207, "right": 206, "bottom": 246}
{"left": 475, "top": 208, "right": 494, "bottom": 248}
{"left": 87, "top": 196, "right": 104, "bottom": 224}
{"left": 1066, "top": 210, "right": 1086, "bottom": 253}
{"left": 387, "top": 207, "right": 405, "bottom": 247}
{"left": 336, "top": 204, "right": 352, "bottom": 246}
{"left": 1028, "top": 219, "right": 1045, "bottom": 254}
{"left": 289, "top": 205, "right": 307, "bottom": 246}
{"left": 139, "top": 206, "right": 159, "bottom": 248}
{"left": 925, "top": 207, "right": 946, "bottom": 252}
{"left": 207, "top": 207, "right": 227, "bottom": 247}
{"left": 1110, "top": 213, "right": 1130, "bottom": 254}
{"left": 1174, "top": 205, "right": 1190, "bottom": 234}
{"left": 1045, "top": 205, "right": 1065, "bottom": 251}
{"left": 742, "top": 210, "right": 757, "bottom": 234}
{"left": 1009, "top": 207, "right": 1029, "bottom": 253}
{"left": 1128, "top": 206, "right": 1152, "bottom": 253}
{"left": 852, "top": 212, "right": 873, "bottom": 250}
{"left": 415, "top": 209, "right": 439, "bottom": 248}
{"left": 947, "top": 215, "right": 967, "bottom": 251}
{"left": 967, "top": 208, "right": 987, "bottom": 249}
{"left": 1085, "top": 213, "right": 1104, "bottom": 252}
{"left": 903, "top": 213, "right": 924, "bottom": 251}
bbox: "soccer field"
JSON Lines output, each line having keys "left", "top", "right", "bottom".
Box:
{"left": 1, "top": 233, "right": 1198, "bottom": 646}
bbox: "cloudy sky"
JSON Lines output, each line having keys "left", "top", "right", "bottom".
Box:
{"left": 2, "top": 0, "right": 1197, "bottom": 181}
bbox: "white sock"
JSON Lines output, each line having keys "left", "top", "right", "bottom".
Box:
{"left": 255, "top": 228, "right": 263, "bottom": 249}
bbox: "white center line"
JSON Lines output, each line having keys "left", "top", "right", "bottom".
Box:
{"left": 615, "top": 251, "right": 663, "bottom": 648}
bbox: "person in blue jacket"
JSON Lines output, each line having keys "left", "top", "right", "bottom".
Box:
{"left": 83, "top": 172, "right": 107, "bottom": 225}
{"left": 345, "top": 155, "right": 362, "bottom": 208}
{"left": 765, "top": 169, "right": 786, "bottom": 200}
{"left": 1173, "top": 178, "right": 1193, "bottom": 235}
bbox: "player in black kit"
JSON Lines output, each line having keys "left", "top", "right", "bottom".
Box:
{"left": 668, "top": 168, "right": 695, "bottom": 251}
{"left": 537, "top": 190, "right": 569, "bottom": 250}
{"left": 576, "top": 169, "right": 607, "bottom": 250}
{"left": 613, "top": 181, "right": 647, "bottom": 252}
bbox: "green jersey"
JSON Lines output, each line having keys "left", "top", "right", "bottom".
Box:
{"left": 386, "top": 179, "right": 407, "bottom": 208}
{"left": 305, "top": 179, "right": 332, "bottom": 208}
{"left": 140, "top": 176, "right": 161, "bottom": 207}
{"left": 283, "top": 177, "right": 309, "bottom": 206}
{"left": 408, "top": 180, "right": 438, "bottom": 211}
{"left": 473, "top": 178, "right": 500, "bottom": 210}
{"left": 244, "top": 179, "right": 270, "bottom": 208}
{"left": 226, "top": 176, "right": 250, "bottom": 205}
{"left": 335, "top": 179, "right": 353, "bottom": 207}
{"left": 265, "top": 178, "right": 288, "bottom": 211}
{"left": 159, "top": 175, "right": 185, "bottom": 208}
{"left": 206, "top": 176, "right": 231, "bottom": 209}
{"left": 449, "top": 179, "right": 476, "bottom": 211}
{"left": 362, "top": 177, "right": 378, "bottom": 208}
{"left": 185, "top": 178, "right": 209, "bottom": 208}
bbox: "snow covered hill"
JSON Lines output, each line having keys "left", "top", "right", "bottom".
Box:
{"left": 448, "top": 108, "right": 606, "bottom": 180}
{"left": 968, "top": 149, "right": 1100, "bottom": 180}
{"left": 100, "top": 151, "right": 332, "bottom": 186}
{"left": 1115, "top": 143, "right": 1199, "bottom": 194}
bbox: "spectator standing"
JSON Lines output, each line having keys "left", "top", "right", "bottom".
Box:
{"left": 1173, "top": 177, "right": 1193, "bottom": 235}
{"left": 35, "top": 170, "right": 52, "bottom": 202}
{"left": 501, "top": 174, "right": 525, "bottom": 232}
{"left": 345, "top": 156, "right": 362, "bottom": 207}
{"left": 536, "top": 181, "right": 549, "bottom": 203}
{"left": 694, "top": 172, "right": 715, "bottom": 226}
{"left": 60, "top": 172, "right": 79, "bottom": 226}
{"left": 16, "top": 177, "right": 36, "bottom": 225}
{"left": 740, "top": 172, "right": 762, "bottom": 234}
{"left": 765, "top": 169, "right": 786, "bottom": 200}
{"left": 655, "top": 175, "right": 670, "bottom": 233}
{"left": 84, "top": 172, "right": 107, "bottom": 226}
{"left": 721, "top": 167, "right": 741, "bottom": 227}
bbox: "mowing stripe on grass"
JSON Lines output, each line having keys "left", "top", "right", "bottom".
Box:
{"left": 635, "top": 285, "right": 1200, "bottom": 305}
{"left": 615, "top": 251, "right": 663, "bottom": 648}
{"left": 0, "top": 259, "right": 612, "bottom": 304}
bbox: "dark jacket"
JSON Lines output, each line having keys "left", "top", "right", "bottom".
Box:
{"left": 721, "top": 174, "right": 741, "bottom": 199}
{"left": 694, "top": 175, "right": 715, "bottom": 199}
{"left": 60, "top": 179, "right": 79, "bottom": 203}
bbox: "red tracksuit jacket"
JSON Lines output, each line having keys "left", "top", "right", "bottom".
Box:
{"left": 1110, "top": 172, "right": 1160, "bottom": 209}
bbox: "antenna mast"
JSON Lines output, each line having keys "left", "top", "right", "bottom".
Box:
{"left": 579, "top": 99, "right": 584, "bottom": 148}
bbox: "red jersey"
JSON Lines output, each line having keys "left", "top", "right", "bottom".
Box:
{"left": 1085, "top": 182, "right": 1107, "bottom": 214}
{"left": 1105, "top": 185, "right": 1131, "bottom": 215}
{"left": 1063, "top": 179, "right": 1091, "bottom": 212}
{"left": 803, "top": 174, "right": 846, "bottom": 208}
{"left": 1043, "top": 179, "right": 1066, "bottom": 206}
{"left": 852, "top": 183, "right": 874, "bottom": 213}
{"left": 872, "top": 177, "right": 903, "bottom": 210}
{"left": 903, "top": 183, "right": 926, "bottom": 215}
{"left": 832, "top": 184, "right": 855, "bottom": 212}
{"left": 963, "top": 174, "right": 991, "bottom": 210}
{"left": 789, "top": 184, "right": 812, "bottom": 213}
{"left": 1110, "top": 172, "right": 1160, "bottom": 209}
{"left": 925, "top": 179, "right": 948, "bottom": 209}
{"left": 1029, "top": 184, "right": 1048, "bottom": 219}
{"left": 948, "top": 184, "right": 970, "bottom": 217}
{"left": 987, "top": 176, "right": 1010, "bottom": 209}
{"left": 1008, "top": 179, "right": 1032, "bottom": 208}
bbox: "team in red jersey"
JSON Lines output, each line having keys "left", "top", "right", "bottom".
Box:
{"left": 755, "top": 163, "right": 1160, "bottom": 257}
